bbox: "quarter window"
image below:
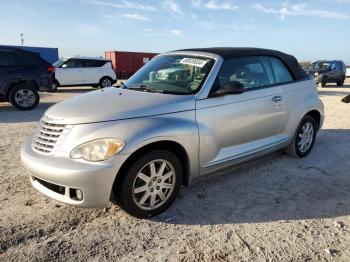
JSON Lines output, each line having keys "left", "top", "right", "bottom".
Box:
{"left": 214, "top": 56, "right": 274, "bottom": 91}
{"left": 269, "top": 57, "right": 293, "bottom": 83}
{"left": 84, "top": 60, "right": 107, "bottom": 67}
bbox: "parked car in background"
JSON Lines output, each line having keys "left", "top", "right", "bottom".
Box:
{"left": 21, "top": 47, "right": 324, "bottom": 218}
{"left": 346, "top": 65, "right": 350, "bottom": 78}
{"left": 306, "top": 60, "right": 346, "bottom": 87}
{"left": 51, "top": 57, "right": 117, "bottom": 91}
{"left": 0, "top": 48, "right": 54, "bottom": 110}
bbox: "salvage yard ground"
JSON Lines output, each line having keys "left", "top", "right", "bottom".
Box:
{"left": 0, "top": 80, "right": 350, "bottom": 261}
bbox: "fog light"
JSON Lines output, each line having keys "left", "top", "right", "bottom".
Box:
{"left": 70, "top": 188, "right": 83, "bottom": 201}
{"left": 76, "top": 189, "right": 83, "bottom": 201}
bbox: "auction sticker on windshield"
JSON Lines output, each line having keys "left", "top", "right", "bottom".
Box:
{"left": 179, "top": 58, "right": 208, "bottom": 68}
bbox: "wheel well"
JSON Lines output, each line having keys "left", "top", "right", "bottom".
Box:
{"left": 113, "top": 141, "right": 190, "bottom": 192}
{"left": 305, "top": 110, "right": 321, "bottom": 130}
{"left": 100, "top": 76, "right": 113, "bottom": 82}
{"left": 53, "top": 78, "right": 60, "bottom": 86}
{"left": 6, "top": 80, "right": 38, "bottom": 97}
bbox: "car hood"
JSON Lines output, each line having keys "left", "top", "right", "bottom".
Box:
{"left": 45, "top": 87, "right": 195, "bottom": 124}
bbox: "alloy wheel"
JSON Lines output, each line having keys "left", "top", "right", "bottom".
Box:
{"left": 14, "top": 89, "right": 36, "bottom": 107}
{"left": 132, "top": 159, "right": 176, "bottom": 210}
{"left": 101, "top": 78, "right": 112, "bottom": 88}
{"left": 297, "top": 122, "right": 314, "bottom": 153}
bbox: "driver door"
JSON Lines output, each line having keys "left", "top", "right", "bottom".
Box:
{"left": 196, "top": 56, "right": 286, "bottom": 174}
{"left": 56, "top": 58, "right": 84, "bottom": 85}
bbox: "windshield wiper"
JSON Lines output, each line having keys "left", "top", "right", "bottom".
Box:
{"left": 128, "top": 85, "right": 164, "bottom": 93}
{"left": 117, "top": 81, "right": 126, "bottom": 89}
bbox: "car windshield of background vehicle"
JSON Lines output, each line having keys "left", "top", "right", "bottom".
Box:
{"left": 53, "top": 58, "right": 67, "bottom": 67}
{"left": 316, "top": 62, "right": 330, "bottom": 70}
{"left": 124, "top": 55, "right": 214, "bottom": 95}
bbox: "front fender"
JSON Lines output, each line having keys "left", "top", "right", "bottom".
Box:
{"left": 59, "top": 110, "right": 199, "bottom": 180}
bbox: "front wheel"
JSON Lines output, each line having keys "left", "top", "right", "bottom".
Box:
{"left": 9, "top": 84, "right": 40, "bottom": 110}
{"left": 99, "top": 77, "right": 113, "bottom": 88}
{"left": 285, "top": 115, "right": 317, "bottom": 158}
{"left": 113, "top": 150, "right": 183, "bottom": 218}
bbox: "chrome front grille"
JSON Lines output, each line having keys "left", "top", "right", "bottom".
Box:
{"left": 32, "top": 118, "right": 70, "bottom": 154}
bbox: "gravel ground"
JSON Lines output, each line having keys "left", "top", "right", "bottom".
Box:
{"left": 0, "top": 81, "right": 350, "bottom": 261}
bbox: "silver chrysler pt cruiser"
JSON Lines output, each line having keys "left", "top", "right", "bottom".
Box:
{"left": 21, "top": 48, "right": 324, "bottom": 218}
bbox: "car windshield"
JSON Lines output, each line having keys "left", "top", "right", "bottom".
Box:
{"left": 53, "top": 58, "right": 67, "bottom": 67}
{"left": 123, "top": 54, "right": 214, "bottom": 95}
{"left": 310, "top": 62, "right": 330, "bottom": 70}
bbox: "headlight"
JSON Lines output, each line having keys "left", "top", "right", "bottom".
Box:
{"left": 70, "top": 138, "right": 125, "bottom": 162}
{"left": 314, "top": 72, "right": 319, "bottom": 77}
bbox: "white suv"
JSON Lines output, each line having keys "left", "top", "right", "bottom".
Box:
{"left": 52, "top": 57, "right": 117, "bottom": 91}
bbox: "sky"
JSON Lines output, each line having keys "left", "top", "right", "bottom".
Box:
{"left": 0, "top": 0, "right": 350, "bottom": 63}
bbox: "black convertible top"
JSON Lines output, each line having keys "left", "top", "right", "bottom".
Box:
{"left": 176, "top": 47, "right": 307, "bottom": 80}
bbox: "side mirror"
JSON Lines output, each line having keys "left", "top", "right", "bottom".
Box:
{"left": 213, "top": 81, "right": 245, "bottom": 97}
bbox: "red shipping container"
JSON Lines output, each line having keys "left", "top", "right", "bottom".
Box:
{"left": 105, "top": 51, "right": 158, "bottom": 79}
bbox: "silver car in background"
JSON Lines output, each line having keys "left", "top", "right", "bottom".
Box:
{"left": 21, "top": 48, "right": 324, "bottom": 218}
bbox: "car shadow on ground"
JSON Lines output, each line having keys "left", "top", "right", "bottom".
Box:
{"left": 323, "top": 83, "right": 350, "bottom": 88}
{"left": 156, "top": 129, "right": 350, "bottom": 225}
{"left": 54, "top": 87, "right": 95, "bottom": 94}
{"left": 318, "top": 84, "right": 350, "bottom": 97}
{"left": 0, "top": 102, "right": 55, "bottom": 123}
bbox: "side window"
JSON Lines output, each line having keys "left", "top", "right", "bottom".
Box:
{"left": 336, "top": 62, "right": 342, "bottom": 71}
{"left": 330, "top": 62, "right": 336, "bottom": 71}
{"left": 84, "top": 60, "right": 107, "bottom": 67}
{"left": 269, "top": 57, "right": 293, "bottom": 83}
{"left": 215, "top": 56, "right": 274, "bottom": 91}
{"left": 62, "top": 59, "right": 84, "bottom": 68}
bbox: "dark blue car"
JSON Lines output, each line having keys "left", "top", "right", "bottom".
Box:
{"left": 0, "top": 48, "right": 55, "bottom": 110}
{"left": 306, "top": 60, "right": 346, "bottom": 87}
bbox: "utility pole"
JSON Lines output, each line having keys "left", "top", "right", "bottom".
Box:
{"left": 20, "top": 33, "right": 24, "bottom": 46}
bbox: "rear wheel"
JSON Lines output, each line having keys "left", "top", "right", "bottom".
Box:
{"left": 48, "top": 79, "right": 59, "bottom": 92}
{"left": 285, "top": 115, "right": 317, "bottom": 158}
{"left": 337, "top": 76, "right": 345, "bottom": 86}
{"left": 9, "top": 83, "right": 40, "bottom": 110}
{"left": 113, "top": 150, "right": 183, "bottom": 218}
{"left": 99, "top": 77, "right": 113, "bottom": 88}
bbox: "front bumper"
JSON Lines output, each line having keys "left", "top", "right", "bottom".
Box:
{"left": 20, "top": 138, "right": 130, "bottom": 208}
{"left": 314, "top": 75, "right": 322, "bottom": 84}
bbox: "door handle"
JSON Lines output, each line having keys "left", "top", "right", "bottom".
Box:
{"left": 272, "top": 96, "right": 283, "bottom": 102}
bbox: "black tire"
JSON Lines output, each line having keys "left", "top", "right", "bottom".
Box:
{"left": 337, "top": 76, "right": 345, "bottom": 86}
{"left": 48, "top": 79, "right": 59, "bottom": 92}
{"left": 285, "top": 115, "right": 317, "bottom": 158}
{"left": 113, "top": 150, "right": 183, "bottom": 218}
{"left": 99, "top": 77, "right": 113, "bottom": 88}
{"left": 321, "top": 77, "right": 327, "bottom": 87}
{"left": 9, "top": 83, "right": 40, "bottom": 111}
